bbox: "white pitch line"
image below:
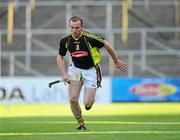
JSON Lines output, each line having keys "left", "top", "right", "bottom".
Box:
{"left": 0, "top": 131, "right": 180, "bottom": 136}
{"left": 20, "top": 121, "right": 180, "bottom": 125}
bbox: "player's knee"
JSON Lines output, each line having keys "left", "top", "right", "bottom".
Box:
{"left": 69, "top": 96, "right": 78, "bottom": 104}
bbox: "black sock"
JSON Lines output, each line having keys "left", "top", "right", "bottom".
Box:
{"left": 77, "top": 117, "right": 85, "bottom": 126}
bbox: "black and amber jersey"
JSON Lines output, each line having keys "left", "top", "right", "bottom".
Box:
{"left": 59, "top": 31, "right": 105, "bottom": 69}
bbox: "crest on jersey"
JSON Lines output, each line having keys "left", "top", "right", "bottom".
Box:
{"left": 74, "top": 41, "right": 80, "bottom": 50}
{"left": 76, "top": 44, "right": 80, "bottom": 50}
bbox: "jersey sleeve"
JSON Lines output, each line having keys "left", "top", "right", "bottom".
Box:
{"left": 88, "top": 34, "right": 105, "bottom": 49}
{"left": 59, "top": 37, "right": 67, "bottom": 56}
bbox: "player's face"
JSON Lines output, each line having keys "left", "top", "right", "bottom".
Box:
{"left": 69, "top": 20, "right": 83, "bottom": 38}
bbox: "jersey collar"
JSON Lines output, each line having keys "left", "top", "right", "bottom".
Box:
{"left": 71, "top": 32, "right": 83, "bottom": 41}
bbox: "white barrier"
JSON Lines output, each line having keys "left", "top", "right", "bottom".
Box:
{"left": 0, "top": 77, "right": 111, "bottom": 104}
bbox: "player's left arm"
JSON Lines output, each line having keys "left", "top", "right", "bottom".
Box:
{"left": 104, "top": 40, "right": 127, "bottom": 71}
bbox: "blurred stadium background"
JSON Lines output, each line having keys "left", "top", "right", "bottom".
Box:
{"left": 0, "top": 0, "right": 180, "bottom": 106}
{"left": 0, "top": 0, "right": 180, "bottom": 139}
{"left": 1, "top": 0, "right": 180, "bottom": 112}
{"left": 1, "top": 0, "right": 180, "bottom": 77}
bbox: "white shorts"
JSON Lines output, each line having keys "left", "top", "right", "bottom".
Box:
{"left": 68, "top": 64, "right": 98, "bottom": 88}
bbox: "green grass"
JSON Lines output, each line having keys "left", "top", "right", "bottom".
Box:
{"left": 0, "top": 103, "right": 180, "bottom": 140}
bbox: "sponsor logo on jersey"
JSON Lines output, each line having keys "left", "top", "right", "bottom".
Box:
{"left": 71, "top": 51, "right": 88, "bottom": 58}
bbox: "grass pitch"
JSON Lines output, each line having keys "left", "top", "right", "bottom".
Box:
{"left": 0, "top": 103, "right": 180, "bottom": 140}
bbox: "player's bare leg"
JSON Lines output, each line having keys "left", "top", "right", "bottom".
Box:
{"left": 68, "top": 80, "right": 86, "bottom": 130}
{"left": 84, "top": 88, "right": 96, "bottom": 110}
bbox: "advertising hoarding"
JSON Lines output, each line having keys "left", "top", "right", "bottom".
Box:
{"left": 112, "top": 77, "right": 180, "bottom": 102}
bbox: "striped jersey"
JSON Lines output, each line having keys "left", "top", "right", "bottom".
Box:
{"left": 59, "top": 31, "right": 105, "bottom": 69}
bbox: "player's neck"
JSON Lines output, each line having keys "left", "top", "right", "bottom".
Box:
{"left": 72, "top": 33, "right": 82, "bottom": 40}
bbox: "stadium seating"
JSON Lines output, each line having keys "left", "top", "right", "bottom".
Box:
{"left": 0, "top": 0, "right": 180, "bottom": 77}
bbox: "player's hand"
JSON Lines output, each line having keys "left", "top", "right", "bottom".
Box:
{"left": 115, "top": 59, "right": 127, "bottom": 72}
{"left": 63, "top": 75, "right": 71, "bottom": 85}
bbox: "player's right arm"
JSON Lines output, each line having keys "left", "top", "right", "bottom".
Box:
{"left": 56, "top": 55, "right": 70, "bottom": 84}
{"left": 56, "top": 36, "right": 71, "bottom": 84}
